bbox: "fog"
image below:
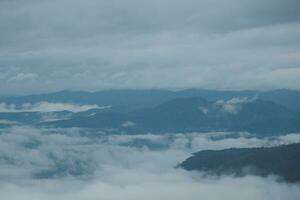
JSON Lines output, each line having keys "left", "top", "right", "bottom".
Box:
{"left": 0, "top": 102, "right": 103, "bottom": 113}
{"left": 0, "top": 126, "right": 299, "bottom": 199}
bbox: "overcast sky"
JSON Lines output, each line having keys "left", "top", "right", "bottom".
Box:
{"left": 0, "top": 0, "right": 300, "bottom": 95}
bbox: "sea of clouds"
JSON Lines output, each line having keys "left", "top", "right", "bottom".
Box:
{"left": 0, "top": 126, "right": 299, "bottom": 200}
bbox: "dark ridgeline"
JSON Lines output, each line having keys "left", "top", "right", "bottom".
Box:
{"left": 179, "top": 143, "right": 300, "bottom": 183}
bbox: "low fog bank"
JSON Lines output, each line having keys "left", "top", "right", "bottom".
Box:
{"left": 0, "top": 126, "right": 299, "bottom": 200}
{"left": 0, "top": 102, "right": 102, "bottom": 113}
{"left": 1, "top": 173, "right": 299, "bottom": 200}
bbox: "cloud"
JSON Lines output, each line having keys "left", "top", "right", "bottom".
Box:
{"left": 0, "top": 102, "right": 102, "bottom": 112}
{"left": 121, "top": 121, "right": 136, "bottom": 127}
{"left": 198, "top": 106, "right": 209, "bottom": 114}
{"left": 0, "top": 0, "right": 300, "bottom": 95}
{"left": 0, "top": 126, "right": 300, "bottom": 199}
{"left": 1, "top": 172, "right": 300, "bottom": 200}
{"left": 9, "top": 73, "right": 38, "bottom": 81}
{"left": 215, "top": 97, "right": 256, "bottom": 114}
{"left": 0, "top": 120, "right": 20, "bottom": 125}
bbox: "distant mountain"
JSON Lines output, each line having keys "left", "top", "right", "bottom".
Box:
{"left": 259, "top": 89, "right": 300, "bottom": 111}
{"left": 1, "top": 89, "right": 299, "bottom": 112}
{"left": 1, "top": 89, "right": 300, "bottom": 134}
{"left": 43, "top": 96, "right": 300, "bottom": 135}
{"left": 179, "top": 143, "right": 300, "bottom": 183}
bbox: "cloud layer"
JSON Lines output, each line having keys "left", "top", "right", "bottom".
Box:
{"left": 0, "top": 126, "right": 299, "bottom": 199}
{"left": 0, "top": 0, "right": 300, "bottom": 95}
{"left": 0, "top": 102, "right": 101, "bottom": 112}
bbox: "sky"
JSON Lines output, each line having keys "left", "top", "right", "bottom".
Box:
{"left": 0, "top": 0, "right": 300, "bottom": 95}
{"left": 0, "top": 126, "right": 300, "bottom": 200}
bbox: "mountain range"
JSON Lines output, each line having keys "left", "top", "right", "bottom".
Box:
{"left": 1, "top": 89, "right": 300, "bottom": 135}
{"left": 1, "top": 88, "right": 300, "bottom": 111}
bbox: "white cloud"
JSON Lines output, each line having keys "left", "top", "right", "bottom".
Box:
{"left": 0, "top": 127, "right": 299, "bottom": 199}
{"left": 0, "top": 102, "right": 105, "bottom": 113}
{"left": 0, "top": 120, "right": 20, "bottom": 125}
{"left": 198, "top": 106, "right": 209, "bottom": 114}
{"left": 121, "top": 121, "right": 136, "bottom": 127}
{"left": 215, "top": 97, "right": 256, "bottom": 114}
{"left": 9, "top": 73, "right": 38, "bottom": 81}
{"left": 1, "top": 173, "right": 299, "bottom": 200}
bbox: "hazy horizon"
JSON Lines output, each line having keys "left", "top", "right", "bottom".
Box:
{"left": 1, "top": 87, "right": 300, "bottom": 97}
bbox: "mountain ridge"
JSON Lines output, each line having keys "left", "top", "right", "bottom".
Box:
{"left": 179, "top": 143, "right": 300, "bottom": 183}
{"left": 1, "top": 89, "right": 300, "bottom": 111}
{"left": 42, "top": 96, "right": 300, "bottom": 135}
